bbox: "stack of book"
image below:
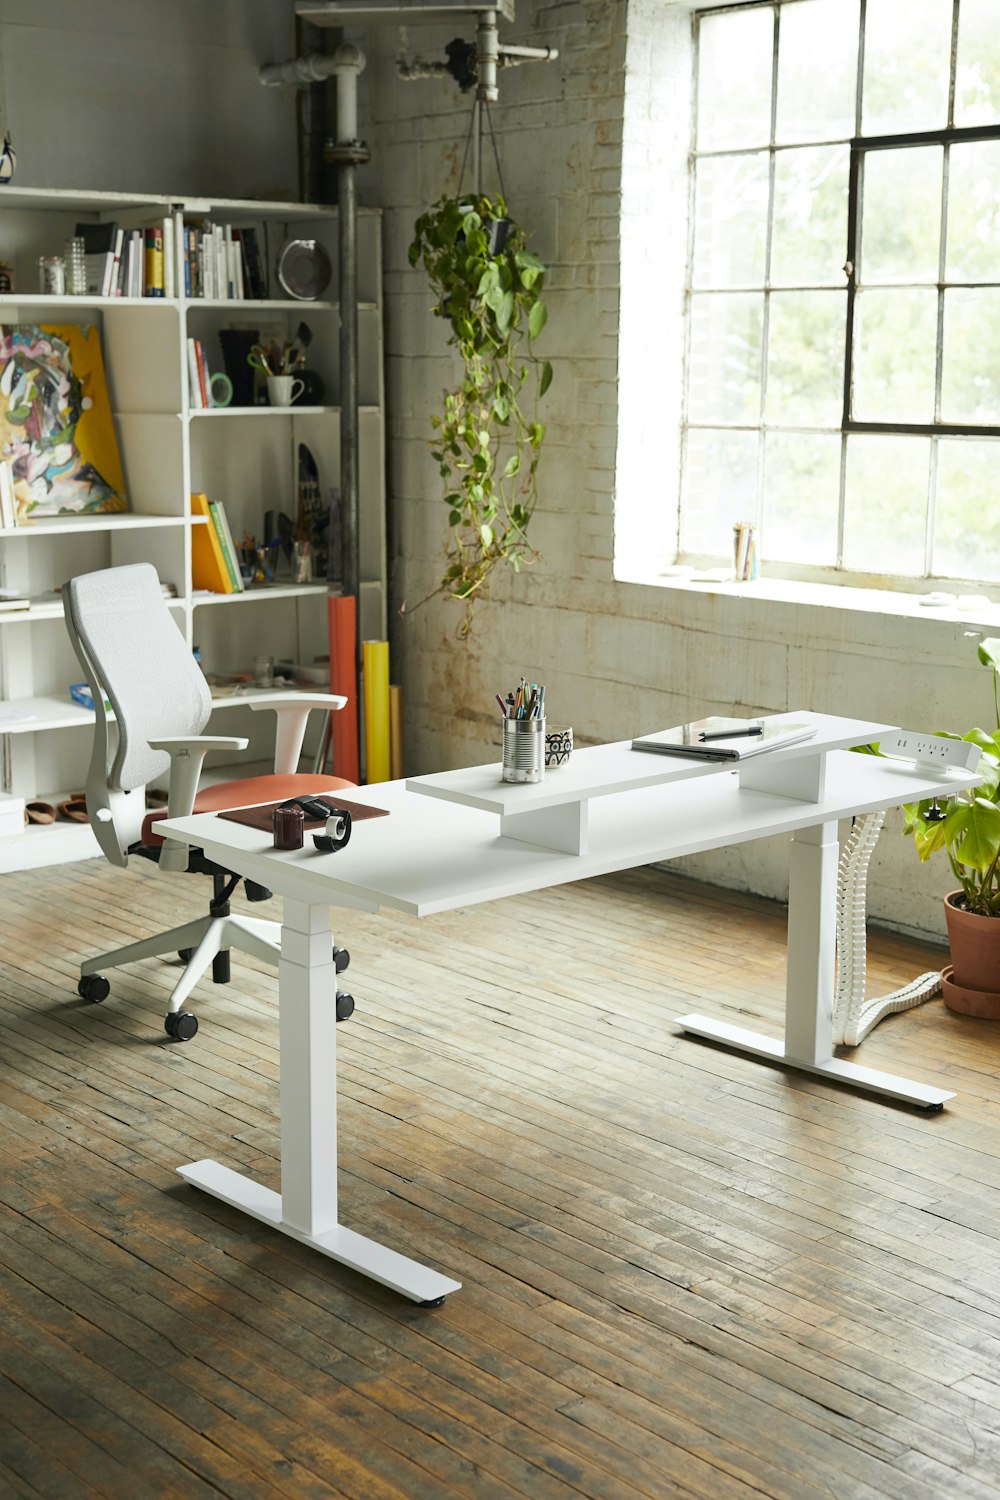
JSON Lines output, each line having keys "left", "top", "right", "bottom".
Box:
{"left": 191, "top": 492, "right": 244, "bottom": 593}
{"left": 74, "top": 218, "right": 176, "bottom": 298}
{"left": 182, "top": 223, "right": 267, "bottom": 300}
{"left": 186, "top": 338, "right": 212, "bottom": 409}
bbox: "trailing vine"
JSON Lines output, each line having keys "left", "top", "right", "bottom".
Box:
{"left": 407, "top": 193, "right": 552, "bottom": 634}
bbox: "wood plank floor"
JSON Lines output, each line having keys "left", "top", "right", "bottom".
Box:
{"left": 2, "top": 857, "right": 1000, "bottom": 1499}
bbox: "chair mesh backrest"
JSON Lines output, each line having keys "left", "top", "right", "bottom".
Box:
{"left": 66, "top": 563, "right": 212, "bottom": 791}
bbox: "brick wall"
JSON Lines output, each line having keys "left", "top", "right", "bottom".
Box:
{"left": 360, "top": 0, "right": 984, "bottom": 943}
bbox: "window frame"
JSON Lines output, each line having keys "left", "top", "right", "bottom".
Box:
{"left": 679, "top": 0, "right": 1000, "bottom": 587}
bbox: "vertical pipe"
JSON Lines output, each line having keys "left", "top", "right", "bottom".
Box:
{"left": 339, "top": 162, "right": 359, "bottom": 602}
{"left": 338, "top": 158, "right": 362, "bottom": 761}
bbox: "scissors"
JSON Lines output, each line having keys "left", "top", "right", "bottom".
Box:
{"left": 247, "top": 343, "right": 277, "bottom": 376}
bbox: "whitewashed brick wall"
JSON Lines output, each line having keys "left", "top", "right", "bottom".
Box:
{"left": 359, "top": 0, "right": 989, "bottom": 944}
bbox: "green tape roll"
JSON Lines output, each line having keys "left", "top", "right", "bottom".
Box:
{"left": 209, "top": 371, "right": 233, "bottom": 408}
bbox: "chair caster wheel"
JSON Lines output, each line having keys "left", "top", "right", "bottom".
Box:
{"left": 334, "top": 945, "right": 350, "bottom": 973}
{"left": 419, "top": 1296, "right": 446, "bottom": 1308}
{"left": 164, "top": 1010, "right": 199, "bottom": 1041}
{"left": 178, "top": 948, "right": 194, "bottom": 963}
{"left": 335, "top": 991, "right": 355, "bottom": 1021}
{"left": 78, "top": 974, "right": 110, "bottom": 1004}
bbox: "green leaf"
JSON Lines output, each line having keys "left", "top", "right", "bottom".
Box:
{"left": 528, "top": 300, "right": 548, "bottom": 340}
{"left": 958, "top": 797, "right": 1000, "bottom": 872}
{"left": 449, "top": 509, "right": 462, "bottom": 527}
{"left": 503, "top": 453, "right": 521, "bottom": 478}
{"left": 480, "top": 523, "right": 494, "bottom": 548}
{"left": 497, "top": 291, "right": 515, "bottom": 335}
{"left": 528, "top": 421, "right": 547, "bottom": 449}
{"left": 978, "top": 638, "right": 1000, "bottom": 672}
{"left": 538, "top": 360, "right": 553, "bottom": 397}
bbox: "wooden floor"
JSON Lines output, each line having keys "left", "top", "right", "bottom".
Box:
{"left": 3, "top": 859, "right": 1000, "bottom": 1500}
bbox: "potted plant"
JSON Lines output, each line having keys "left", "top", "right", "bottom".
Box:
{"left": 902, "top": 637, "right": 1000, "bottom": 1016}
{"left": 407, "top": 193, "right": 552, "bottom": 635}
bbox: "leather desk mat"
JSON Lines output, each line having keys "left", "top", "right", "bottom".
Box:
{"left": 218, "top": 795, "right": 389, "bottom": 832}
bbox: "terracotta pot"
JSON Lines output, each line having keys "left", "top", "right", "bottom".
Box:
{"left": 943, "top": 892, "right": 1000, "bottom": 1015}
{"left": 940, "top": 966, "right": 1000, "bottom": 1019}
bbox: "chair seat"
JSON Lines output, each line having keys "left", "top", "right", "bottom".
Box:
{"left": 141, "top": 772, "right": 356, "bottom": 847}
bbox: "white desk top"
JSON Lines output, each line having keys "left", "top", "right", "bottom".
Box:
{"left": 160, "top": 746, "right": 979, "bottom": 919}
{"left": 405, "top": 711, "right": 895, "bottom": 815}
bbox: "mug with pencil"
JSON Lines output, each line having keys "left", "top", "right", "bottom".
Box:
{"left": 497, "top": 676, "right": 545, "bottom": 783}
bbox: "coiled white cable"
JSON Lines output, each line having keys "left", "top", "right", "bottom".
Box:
{"left": 833, "top": 810, "right": 941, "bottom": 1047}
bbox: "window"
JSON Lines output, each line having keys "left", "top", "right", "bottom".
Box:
{"left": 681, "top": 0, "right": 1000, "bottom": 587}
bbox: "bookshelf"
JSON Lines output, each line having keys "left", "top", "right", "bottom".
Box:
{"left": 0, "top": 188, "right": 386, "bottom": 872}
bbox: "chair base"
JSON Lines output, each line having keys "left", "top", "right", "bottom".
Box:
{"left": 80, "top": 912, "right": 281, "bottom": 1016}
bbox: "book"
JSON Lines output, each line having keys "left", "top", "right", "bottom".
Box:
{"left": 186, "top": 337, "right": 203, "bottom": 408}
{"left": 209, "top": 498, "right": 244, "bottom": 591}
{"left": 190, "top": 492, "right": 235, "bottom": 592}
{"left": 74, "top": 221, "right": 118, "bottom": 296}
{"left": 631, "top": 716, "right": 818, "bottom": 762}
{"left": 143, "top": 225, "right": 164, "bottom": 297}
{"left": 162, "top": 216, "right": 176, "bottom": 299}
{"left": 194, "top": 339, "right": 210, "bottom": 408}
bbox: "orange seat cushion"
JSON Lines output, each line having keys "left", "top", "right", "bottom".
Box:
{"left": 142, "top": 773, "right": 356, "bottom": 848}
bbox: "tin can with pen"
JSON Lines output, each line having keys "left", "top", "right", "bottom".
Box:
{"left": 501, "top": 715, "right": 546, "bottom": 783}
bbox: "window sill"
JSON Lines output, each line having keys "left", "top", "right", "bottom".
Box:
{"left": 618, "top": 566, "right": 1000, "bottom": 632}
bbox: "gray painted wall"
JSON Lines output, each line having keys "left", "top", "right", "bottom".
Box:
{"left": 0, "top": 0, "right": 300, "bottom": 200}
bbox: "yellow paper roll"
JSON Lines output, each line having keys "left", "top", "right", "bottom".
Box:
{"left": 389, "top": 683, "right": 403, "bottom": 780}
{"left": 363, "top": 639, "right": 391, "bottom": 783}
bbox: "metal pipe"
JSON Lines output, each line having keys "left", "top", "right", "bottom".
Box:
{"left": 499, "top": 43, "right": 558, "bottom": 60}
{"left": 260, "top": 53, "right": 343, "bottom": 86}
{"left": 339, "top": 162, "right": 359, "bottom": 610}
{"left": 475, "top": 8, "right": 498, "bottom": 101}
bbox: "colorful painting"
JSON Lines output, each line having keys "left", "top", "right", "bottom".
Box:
{"left": 0, "top": 323, "right": 127, "bottom": 521}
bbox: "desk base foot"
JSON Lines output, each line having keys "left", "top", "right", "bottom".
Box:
{"left": 177, "top": 1159, "right": 462, "bottom": 1304}
{"left": 674, "top": 1015, "right": 955, "bottom": 1109}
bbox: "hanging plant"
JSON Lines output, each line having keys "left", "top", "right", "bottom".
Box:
{"left": 407, "top": 192, "right": 552, "bottom": 634}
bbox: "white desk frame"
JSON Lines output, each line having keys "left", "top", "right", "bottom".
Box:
{"left": 160, "top": 713, "right": 980, "bottom": 1302}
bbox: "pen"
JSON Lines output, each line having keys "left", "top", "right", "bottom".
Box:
{"left": 699, "top": 726, "right": 764, "bottom": 742}
{"left": 496, "top": 694, "right": 508, "bottom": 717}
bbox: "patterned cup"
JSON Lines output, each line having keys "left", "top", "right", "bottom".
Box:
{"left": 544, "top": 725, "right": 573, "bottom": 769}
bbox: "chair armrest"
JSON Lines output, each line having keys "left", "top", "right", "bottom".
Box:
{"left": 148, "top": 736, "right": 251, "bottom": 753}
{"left": 248, "top": 694, "right": 348, "bottom": 775}
{"left": 147, "top": 735, "right": 249, "bottom": 871}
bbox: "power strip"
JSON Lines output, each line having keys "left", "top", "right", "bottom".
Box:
{"left": 879, "top": 729, "right": 981, "bottom": 773}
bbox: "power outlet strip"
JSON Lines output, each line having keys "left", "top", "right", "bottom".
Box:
{"left": 880, "top": 730, "right": 981, "bottom": 773}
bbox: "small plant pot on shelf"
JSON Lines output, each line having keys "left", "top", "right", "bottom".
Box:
{"left": 942, "top": 892, "right": 1000, "bottom": 1017}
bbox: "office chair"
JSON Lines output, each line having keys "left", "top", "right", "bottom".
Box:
{"left": 65, "top": 562, "right": 356, "bottom": 1041}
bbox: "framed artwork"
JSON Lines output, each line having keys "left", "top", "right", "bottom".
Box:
{"left": 0, "top": 323, "right": 127, "bottom": 521}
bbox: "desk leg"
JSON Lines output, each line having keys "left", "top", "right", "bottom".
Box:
{"left": 675, "top": 822, "right": 954, "bottom": 1109}
{"left": 178, "top": 898, "right": 462, "bottom": 1303}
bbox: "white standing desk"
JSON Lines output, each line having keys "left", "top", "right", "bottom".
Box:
{"left": 160, "top": 712, "right": 980, "bottom": 1303}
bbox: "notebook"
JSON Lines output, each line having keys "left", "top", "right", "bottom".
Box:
{"left": 631, "top": 716, "right": 817, "bottom": 762}
{"left": 218, "top": 795, "right": 389, "bottom": 832}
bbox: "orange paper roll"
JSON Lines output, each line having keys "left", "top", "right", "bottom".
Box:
{"left": 327, "top": 594, "right": 359, "bottom": 784}
{"left": 389, "top": 683, "right": 403, "bottom": 780}
{"left": 363, "top": 640, "right": 391, "bottom": 784}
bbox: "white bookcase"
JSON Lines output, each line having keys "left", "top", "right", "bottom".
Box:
{"left": 0, "top": 187, "right": 385, "bottom": 873}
